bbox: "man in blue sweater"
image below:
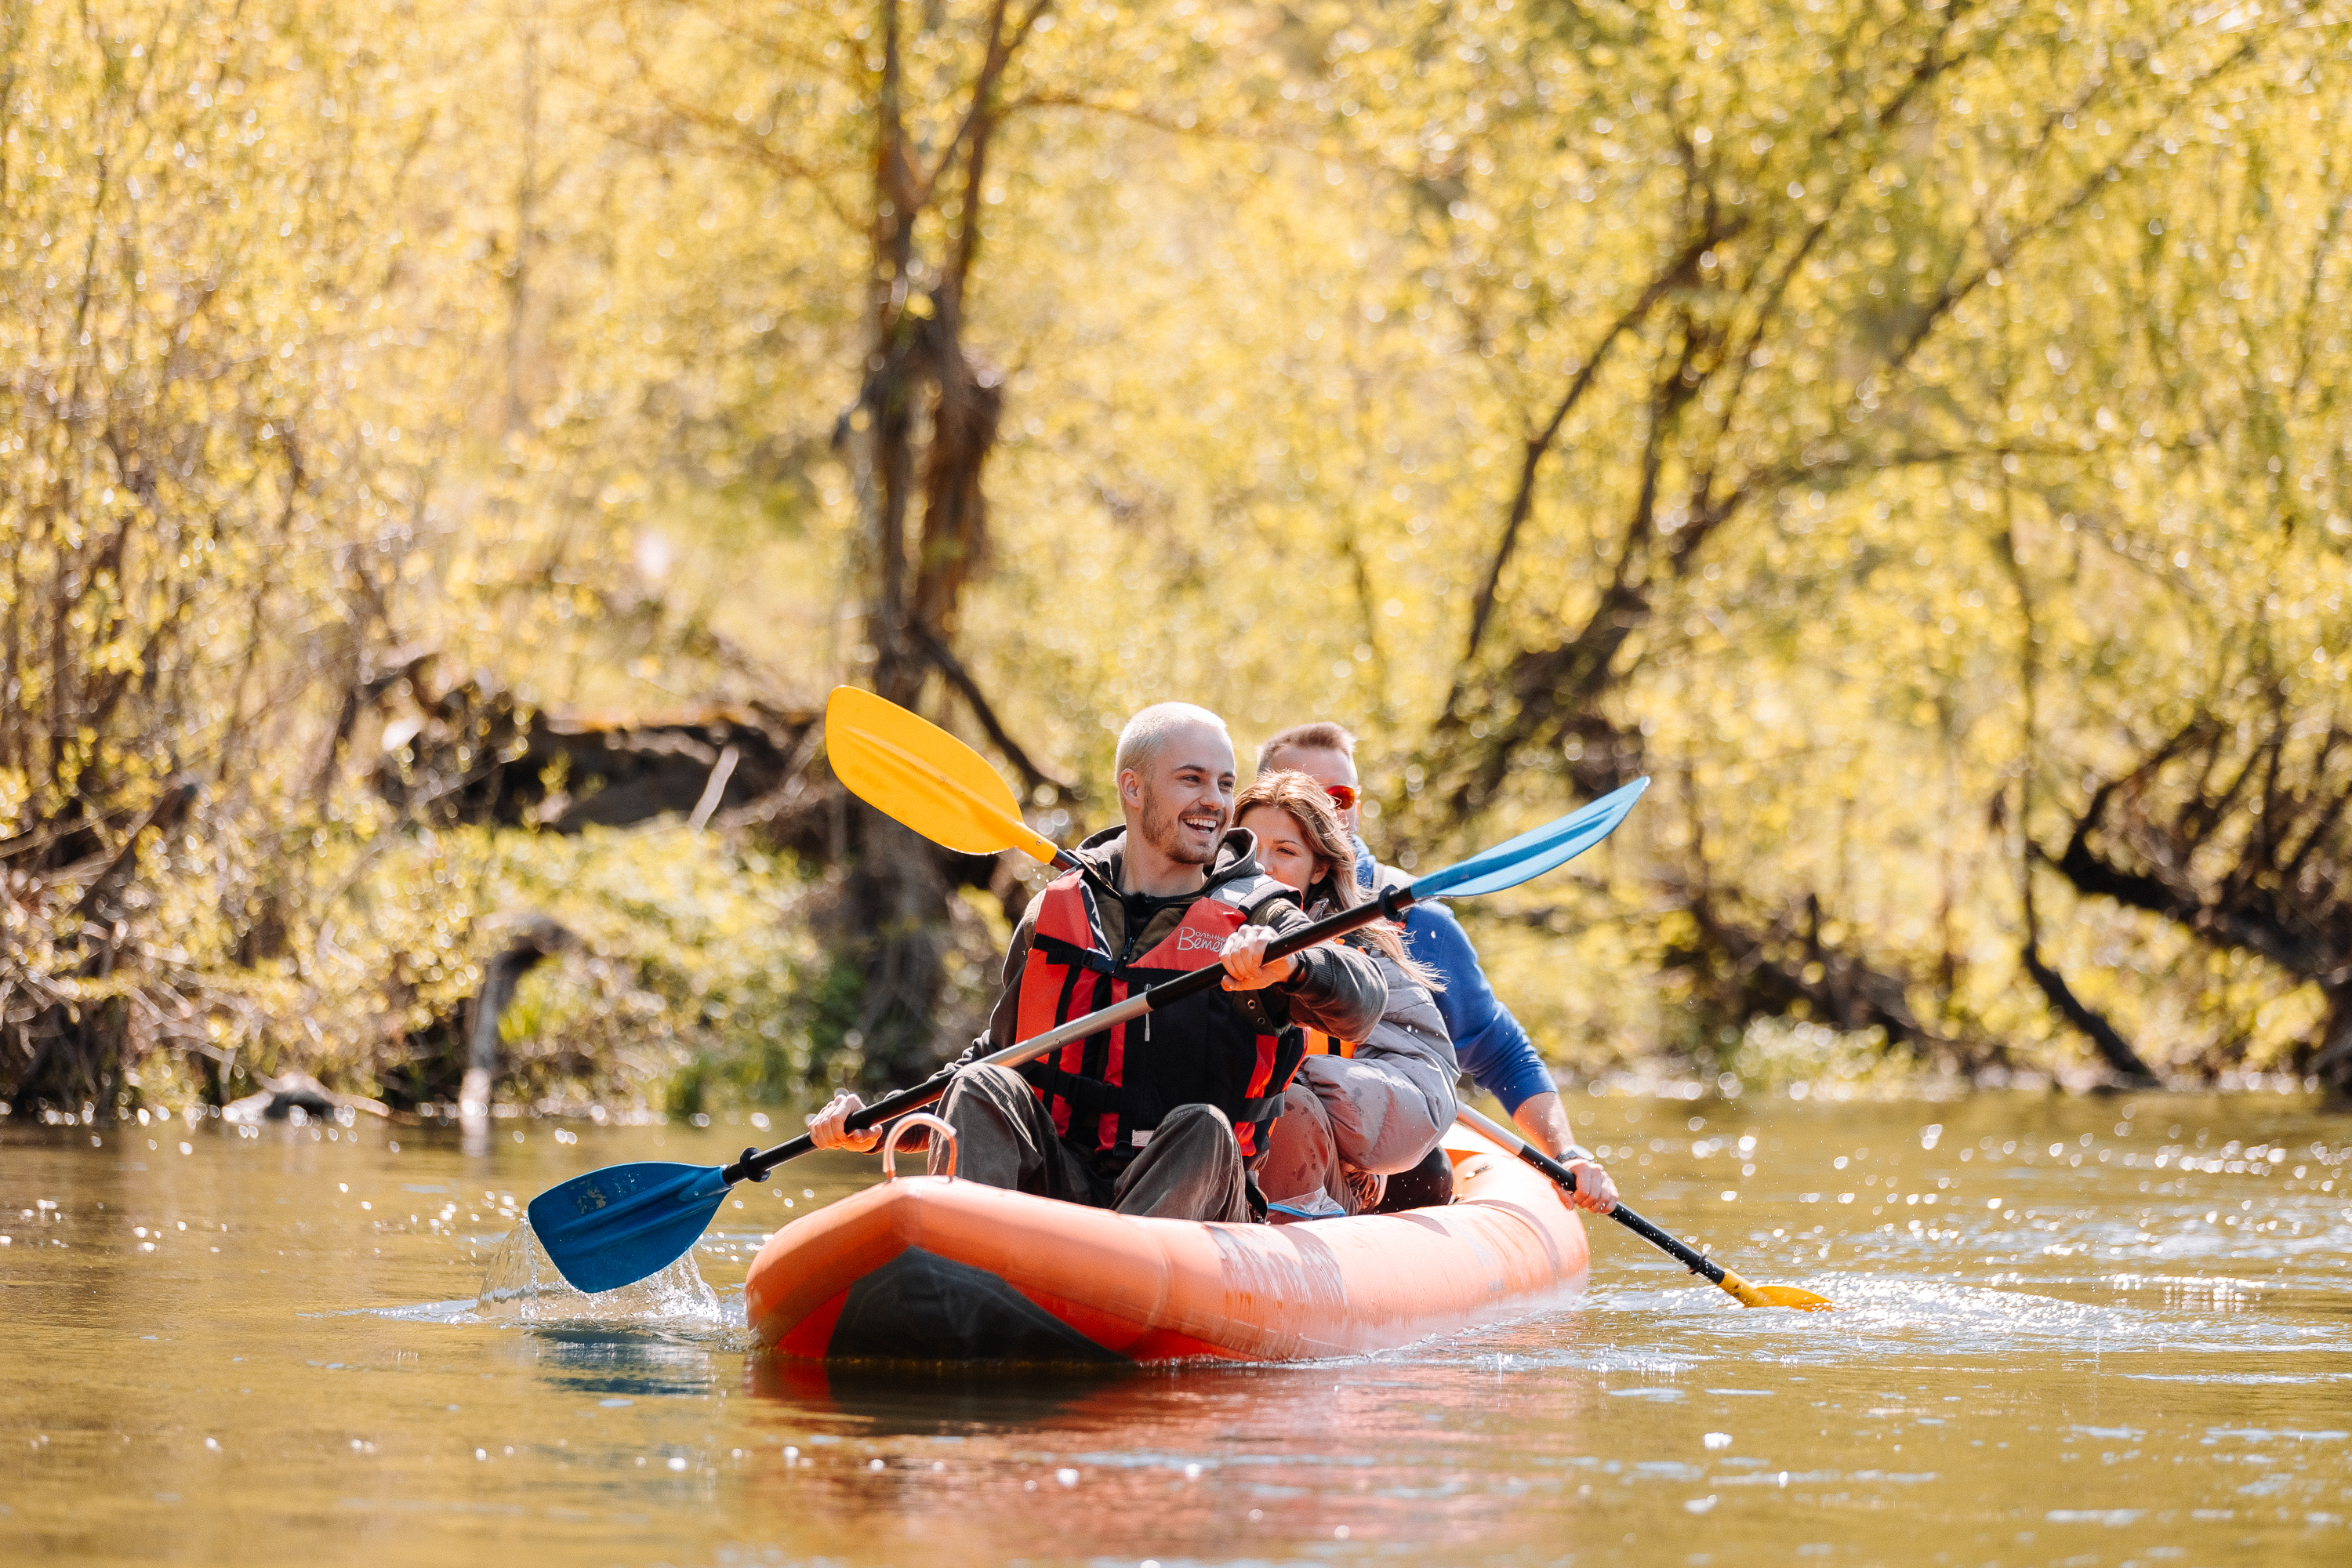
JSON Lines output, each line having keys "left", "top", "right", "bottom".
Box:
{"left": 1258, "top": 723, "right": 1618, "bottom": 1214}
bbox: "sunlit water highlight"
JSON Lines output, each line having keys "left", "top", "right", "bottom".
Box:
{"left": 466, "top": 1221, "right": 731, "bottom": 1329}
{"left": 3, "top": 1094, "right": 2347, "bottom": 1566}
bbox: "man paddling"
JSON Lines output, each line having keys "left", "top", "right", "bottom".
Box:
{"left": 807, "top": 702, "right": 1385, "bottom": 1222}
{"left": 1257, "top": 722, "right": 1620, "bottom": 1214}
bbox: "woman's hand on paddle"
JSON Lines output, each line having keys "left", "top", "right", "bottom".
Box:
{"left": 1219, "top": 924, "right": 1298, "bottom": 991}
{"left": 806, "top": 1091, "right": 883, "bottom": 1153}
{"left": 1563, "top": 1156, "right": 1620, "bottom": 1214}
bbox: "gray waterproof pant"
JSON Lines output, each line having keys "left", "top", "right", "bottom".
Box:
{"left": 935, "top": 1064, "right": 1254, "bottom": 1224}
{"left": 1257, "top": 953, "right": 1461, "bottom": 1215}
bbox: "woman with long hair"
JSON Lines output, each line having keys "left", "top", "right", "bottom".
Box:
{"left": 1235, "top": 771, "right": 1459, "bottom": 1215}
{"left": 1236, "top": 771, "right": 1437, "bottom": 981}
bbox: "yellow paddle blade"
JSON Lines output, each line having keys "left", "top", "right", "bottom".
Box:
{"left": 1752, "top": 1283, "right": 1835, "bottom": 1312}
{"left": 1716, "top": 1268, "right": 1835, "bottom": 1311}
{"left": 825, "top": 687, "right": 1062, "bottom": 866}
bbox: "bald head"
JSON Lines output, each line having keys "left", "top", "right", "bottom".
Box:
{"left": 1115, "top": 702, "right": 1231, "bottom": 779}
{"left": 1113, "top": 702, "right": 1236, "bottom": 884}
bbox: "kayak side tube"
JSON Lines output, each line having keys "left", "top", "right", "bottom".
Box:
{"left": 743, "top": 1122, "right": 1590, "bottom": 1365}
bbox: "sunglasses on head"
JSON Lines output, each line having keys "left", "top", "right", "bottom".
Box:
{"left": 1323, "top": 784, "right": 1359, "bottom": 811}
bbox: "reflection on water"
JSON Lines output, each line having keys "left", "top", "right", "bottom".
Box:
{"left": 749, "top": 1355, "right": 1134, "bottom": 1432}
{"left": 519, "top": 1327, "right": 729, "bottom": 1401}
{"left": 3, "top": 1094, "right": 2348, "bottom": 1566}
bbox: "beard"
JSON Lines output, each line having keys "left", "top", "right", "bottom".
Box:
{"left": 1138, "top": 790, "right": 1225, "bottom": 866}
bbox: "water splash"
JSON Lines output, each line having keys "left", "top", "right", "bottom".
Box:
{"left": 473, "top": 1218, "right": 722, "bottom": 1326}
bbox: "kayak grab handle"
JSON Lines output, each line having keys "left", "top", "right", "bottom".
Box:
{"left": 882, "top": 1113, "right": 958, "bottom": 1181}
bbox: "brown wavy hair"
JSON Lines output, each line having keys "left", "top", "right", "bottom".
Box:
{"left": 1234, "top": 769, "right": 1438, "bottom": 988}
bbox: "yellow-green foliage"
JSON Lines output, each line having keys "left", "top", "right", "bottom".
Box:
{"left": 336, "top": 825, "right": 827, "bottom": 1109}
{"left": 5, "top": 0, "right": 2350, "bottom": 1112}
{"left": 132, "top": 817, "right": 828, "bottom": 1110}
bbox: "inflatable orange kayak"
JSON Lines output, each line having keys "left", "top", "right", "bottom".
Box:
{"left": 743, "top": 1120, "right": 1589, "bottom": 1363}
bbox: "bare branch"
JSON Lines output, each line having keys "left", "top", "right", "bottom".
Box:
{"left": 909, "top": 623, "right": 1082, "bottom": 802}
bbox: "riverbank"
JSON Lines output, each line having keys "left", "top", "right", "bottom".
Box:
{"left": 7, "top": 808, "right": 2340, "bottom": 1130}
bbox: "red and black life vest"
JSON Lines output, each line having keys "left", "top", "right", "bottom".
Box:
{"left": 1015, "top": 869, "right": 1307, "bottom": 1171}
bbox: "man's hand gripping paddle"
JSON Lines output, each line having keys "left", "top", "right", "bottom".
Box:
{"left": 527, "top": 688, "right": 1649, "bottom": 1294}
{"left": 1454, "top": 1103, "right": 1833, "bottom": 1311}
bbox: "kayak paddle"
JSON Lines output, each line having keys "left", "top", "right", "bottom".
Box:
{"left": 528, "top": 690, "right": 1648, "bottom": 1293}
{"left": 1455, "top": 1102, "right": 1833, "bottom": 1311}
{"left": 826, "top": 685, "right": 1079, "bottom": 869}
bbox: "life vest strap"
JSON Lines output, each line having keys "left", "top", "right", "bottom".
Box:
{"left": 1030, "top": 929, "right": 1117, "bottom": 975}
{"left": 1031, "top": 930, "right": 1207, "bottom": 986}
{"left": 1231, "top": 1089, "right": 1288, "bottom": 1125}
{"left": 1303, "top": 1028, "right": 1357, "bottom": 1058}
{"left": 1024, "top": 1062, "right": 1124, "bottom": 1120}
{"left": 1024, "top": 1063, "right": 1289, "bottom": 1134}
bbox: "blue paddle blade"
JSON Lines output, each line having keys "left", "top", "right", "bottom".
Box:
{"left": 1410, "top": 777, "right": 1650, "bottom": 900}
{"left": 525, "top": 1160, "right": 732, "bottom": 1294}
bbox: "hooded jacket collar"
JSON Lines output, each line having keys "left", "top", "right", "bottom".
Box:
{"left": 1067, "top": 824, "right": 1272, "bottom": 968}
{"left": 1074, "top": 822, "right": 1267, "bottom": 898}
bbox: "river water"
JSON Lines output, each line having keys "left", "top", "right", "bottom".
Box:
{"left": 4, "top": 1092, "right": 2347, "bottom": 1567}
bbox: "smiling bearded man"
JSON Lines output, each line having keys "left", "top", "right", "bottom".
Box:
{"left": 807, "top": 702, "right": 1385, "bottom": 1222}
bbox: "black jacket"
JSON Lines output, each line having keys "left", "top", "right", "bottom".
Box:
{"left": 912, "top": 826, "right": 1387, "bottom": 1093}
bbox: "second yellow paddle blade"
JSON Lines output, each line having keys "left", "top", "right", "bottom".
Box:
{"left": 825, "top": 687, "right": 1060, "bottom": 864}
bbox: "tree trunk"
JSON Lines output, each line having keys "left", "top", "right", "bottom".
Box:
{"left": 456, "top": 918, "right": 574, "bottom": 1120}
{"left": 834, "top": 806, "right": 960, "bottom": 1085}
{"left": 803, "top": 0, "right": 1044, "bottom": 1090}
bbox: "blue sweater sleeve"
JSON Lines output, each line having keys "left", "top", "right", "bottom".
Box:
{"left": 1401, "top": 900, "right": 1557, "bottom": 1114}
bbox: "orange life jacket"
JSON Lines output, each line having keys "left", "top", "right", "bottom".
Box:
{"left": 1014, "top": 869, "right": 1306, "bottom": 1171}
{"left": 1302, "top": 1029, "right": 1356, "bottom": 1058}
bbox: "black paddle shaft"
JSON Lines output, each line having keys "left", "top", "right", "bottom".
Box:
{"left": 717, "top": 884, "right": 1420, "bottom": 1186}
{"left": 1502, "top": 1139, "right": 1730, "bottom": 1288}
